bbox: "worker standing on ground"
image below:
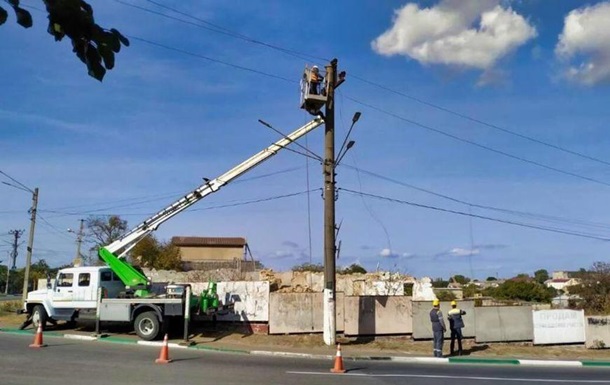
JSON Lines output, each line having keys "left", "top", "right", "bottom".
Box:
{"left": 447, "top": 300, "right": 466, "bottom": 356}
{"left": 429, "top": 299, "right": 446, "bottom": 357}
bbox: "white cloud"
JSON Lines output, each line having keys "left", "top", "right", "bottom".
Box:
{"left": 450, "top": 247, "right": 480, "bottom": 257}
{"left": 556, "top": 2, "right": 610, "bottom": 85}
{"left": 436, "top": 247, "right": 480, "bottom": 258}
{"left": 380, "top": 248, "right": 398, "bottom": 258}
{"left": 372, "top": 0, "right": 536, "bottom": 74}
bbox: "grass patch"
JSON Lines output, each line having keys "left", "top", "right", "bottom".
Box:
{"left": 0, "top": 300, "right": 21, "bottom": 316}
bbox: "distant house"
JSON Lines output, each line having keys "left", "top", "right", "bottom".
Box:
{"left": 171, "top": 236, "right": 254, "bottom": 271}
{"left": 545, "top": 277, "right": 581, "bottom": 292}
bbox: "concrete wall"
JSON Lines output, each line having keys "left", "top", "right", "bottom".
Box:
{"left": 191, "top": 281, "right": 269, "bottom": 322}
{"left": 268, "top": 292, "right": 345, "bottom": 334}
{"left": 533, "top": 309, "right": 585, "bottom": 345}
{"left": 585, "top": 315, "right": 610, "bottom": 349}
{"left": 475, "top": 306, "right": 533, "bottom": 342}
{"left": 344, "top": 296, "right": 412, "bottom": 335}
{"left": 412, "top": 301, "right": 475, "bottom": 339}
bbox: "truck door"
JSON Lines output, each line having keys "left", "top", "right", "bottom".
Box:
{"left": 73, "top": 272, "right": 94, "bottom": 301}
{"left": 52, "top": 272, "right": 75, "bottom": 307}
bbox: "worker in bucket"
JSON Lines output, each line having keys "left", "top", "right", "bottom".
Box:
{"left": 447, "top": 300, "right": 467, "bottom": 356}
{"left": 429, "top": 299, "right": 446, "bottom": 357}
{"left": 309, "top": 65, "right": 324, "bottom": 95}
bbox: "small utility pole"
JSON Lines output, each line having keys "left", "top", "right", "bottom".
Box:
{"left": 73, "top": 219, "right": 85, "bottom": 266}
{"left": 8, "top": 229, "right": 24, "bottom": 295}
{"left": 323, "top": 59, "right": 338, "bottom": 346}
{"left": 21, "top": 187, "right": 38, "bottom": 303}
{"left": 5, "top": 251, "right": 11, "bottom": 294}
{"left": 9, "top": 229, "right": 24, "bottom": 270}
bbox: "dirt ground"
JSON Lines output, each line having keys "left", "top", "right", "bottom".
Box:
{"left": 1, "top": 312, "right": 608, "bottom": 361}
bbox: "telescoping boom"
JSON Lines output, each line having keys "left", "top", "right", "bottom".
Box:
{"left": 98, "top": 117, "right": 324, "bottom": 295}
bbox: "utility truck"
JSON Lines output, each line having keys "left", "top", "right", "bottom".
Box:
{"left": 20, "top": 116, "right": 324, "bottom": 340}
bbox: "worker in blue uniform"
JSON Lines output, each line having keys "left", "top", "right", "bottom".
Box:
{"left": 447, "top": 300, "right": 467, "bottom": 356}
{"left": 429, "top": 299, "right": 446, "bottom": 357}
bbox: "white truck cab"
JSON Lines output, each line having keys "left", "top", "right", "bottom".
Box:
{"left": 24, "top": 266, "right": 125, "bottom": 327}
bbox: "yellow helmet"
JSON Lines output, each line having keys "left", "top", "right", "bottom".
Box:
{"left": 432, "top": 299, "right": 440, "bottom": 306}
{"left": 450, "top": 300, "right": 457, "bottom": 306}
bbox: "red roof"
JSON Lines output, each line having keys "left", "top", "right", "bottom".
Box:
{"left": 171, "top": 236, "right": 246, "bottom": 247}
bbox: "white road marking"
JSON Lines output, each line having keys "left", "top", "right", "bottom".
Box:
{"left": 287, "top": 371, "right": 610, "bottom": 383}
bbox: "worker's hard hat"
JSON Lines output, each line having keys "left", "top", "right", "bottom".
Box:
{"left": 312, "top": 65, "right": 319, "bottom": 69}
{"left": 450, "top": 300, "right": 457, "bottom": 306}
{"left": 432, "top": 299, "right": 440, "bottom": 306}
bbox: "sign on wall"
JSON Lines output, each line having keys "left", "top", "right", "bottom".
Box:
{"left": 533, "top": 309, "right": 585, "bottom": 345}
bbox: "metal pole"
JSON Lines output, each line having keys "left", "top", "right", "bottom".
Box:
{"left": 323, "top": 59, "right": 338, "bottom": 346}
{"left": 21, "top": 187, "right": 38, "bottom": 304}
{"left": 95, "top": 287, "right": 102, "bottom": 335}
{"left": 183, "top": 285, "right": 191, "bottom": 342}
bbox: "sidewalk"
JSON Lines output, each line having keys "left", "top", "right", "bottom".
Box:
{"left": 2, "top": 321, "right": 610, "bottom": 368}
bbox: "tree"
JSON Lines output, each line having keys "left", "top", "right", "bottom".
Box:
{"left": 0, "top": 0, "right": 129, "bottom": 81}
{"left": 431, "top": 278, "right": 449, "bottom": 288}
{"left": 451, "top": 275, "right": 470, "bottom": 285}
{"left": 462, "top": 283, "right": 480, "bottom": 298}
{"left": 484, "top": 279, "right": 555, "bottom": 303}
{"left": 570, "top": 262, "right": 610, "bottom": 314}
{"left": 338, "top": 264, "right": 367, "bottom": 274}
{"left": 292, "top": 263, "right": 323, "bottom": 273}
{"left": 130, "top": 235, "right": 182, "bottom": 271}
{"left": 436, "top": 290, "right": 456, "bottom": 301}
{"left": 86, "top": 215, "right": 128, "bottom": 249}
{"left": 534, "top": 269, "right": 550, "bottom": 284}
{"left": 486, "top": 276, "right": 497, "bottom": 281}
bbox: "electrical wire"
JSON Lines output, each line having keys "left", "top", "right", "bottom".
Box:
{"left": 342, "top": 164, "right": 610, "bottom": 232}
{"left": 112, "top": 0, "right": 610, "bottom": 169}
{"left": 344, "top": 95, "right": 610, "bottom": 188}
{"left": 340, "top": 188, "right": 610, "bottom": 242}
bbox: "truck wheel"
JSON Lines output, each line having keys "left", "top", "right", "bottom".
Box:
{"left": 134, "top": 311, "right": 161, "bottom": 341}
{"left": 32, "top": 305, "right": 47, "bottom": 329}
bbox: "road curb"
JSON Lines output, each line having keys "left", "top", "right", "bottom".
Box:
{"left": 2, "top": 329, "right": 610, "bottom": 368}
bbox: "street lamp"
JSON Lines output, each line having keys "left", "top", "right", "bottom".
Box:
{"left": 1, "top": 171, "right": 39, "bottom": 303}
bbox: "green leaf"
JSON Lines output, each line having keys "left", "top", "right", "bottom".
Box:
{"left": 110, "top": 28, "right": 130, "bottom": 47}
{"left": 7, "top": 0, "right": 19, "bottom": 7}
{"left": 15, "top": 7, "right": 32, "bottom": 28}
{"left": 0, "top": 7, "right": 8, "bottom": 26}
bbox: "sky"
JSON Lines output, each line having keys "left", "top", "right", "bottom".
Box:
{"left": 2, "top": 0, "right": 610, "bottom": 280}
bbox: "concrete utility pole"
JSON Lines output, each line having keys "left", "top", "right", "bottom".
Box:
{"left": 9, "top": 229, "right": 24, "bottom": 270}
{"left": 8, "top": 229, "right": 24, "bottom": 295}
{"left": 323, "top": 59, "right": 338, "bottom": 346}
{"left": 21, "top": 187, "right": 38, "bottom": 303}
{"left": 70, "top": 219, "right": 85, "bottom": 266}
{"left": 4, "top": 251, "right": 9, "bottom": 294}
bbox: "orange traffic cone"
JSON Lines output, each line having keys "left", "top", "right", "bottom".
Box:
{"left": 155, "top": 334, "right": 172, "bottom": 364}
{"left": 29, "top": 324, "right": 46, "bottom": 348}
{"left": 330, "top": 343, "right": 346, "bottom": 373}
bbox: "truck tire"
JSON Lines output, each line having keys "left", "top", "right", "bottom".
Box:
{"left": 134, "top": 311, "right": 161, "bottom": 341}
{"left": 32, "top": 305, "right": 47, "bottom": 329}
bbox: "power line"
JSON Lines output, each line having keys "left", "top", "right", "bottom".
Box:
{"left": 115, "top": 29, "right": 610, "bottom": 191}
{"left": 113, "top": 0, "right": 326, "bottom": 63}
{"left": 340, "top": 188, "right": 610, "bottom": 242}
{"left": 350, "top": 75, "right": 610, "bottom": 168}
{"left": 129, "top": 35, "right": 294, "bottom": 83}
{"left": 343, "top": 95, "right": 610, "bottom": 188}
{"left": 113, "top": 0, "right": 610, "bottom": 169}
{"left": 342, "top": 164, "right": 610, "bottom": 232}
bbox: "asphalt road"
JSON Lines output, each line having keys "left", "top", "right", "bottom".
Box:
{"left": 1, "top": 333, "right": 609, "bottom": 385}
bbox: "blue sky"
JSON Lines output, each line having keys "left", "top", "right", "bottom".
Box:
{"left": 2, "top": 0, "right": 610, "bottom": 280}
